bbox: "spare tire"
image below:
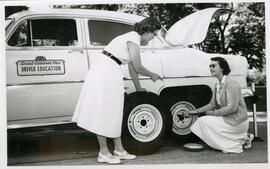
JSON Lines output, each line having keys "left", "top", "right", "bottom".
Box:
{"left": 122, "top": 92, "right": 172, "bottom": 155}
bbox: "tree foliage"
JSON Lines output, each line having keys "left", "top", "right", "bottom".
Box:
{"left": 226, "top": 3, "right": 265, "bottom": 70}
{"left": 5, "top": 6, "right": 28, "bottom": 17}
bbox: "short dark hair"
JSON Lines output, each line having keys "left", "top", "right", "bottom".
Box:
{"left": 211, "top": 57, "right": 231, "bottom": 75}
{"left": 134, "top": 18, "right": 161, "bottom": 35}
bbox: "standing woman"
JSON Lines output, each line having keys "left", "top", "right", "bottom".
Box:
{"left": 187, "top": 57, "right": 254, "bottom": 153}
{"left": 72, "top": 18, "right": 162, "bottom": 164}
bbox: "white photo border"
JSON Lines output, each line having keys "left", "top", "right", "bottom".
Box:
{"left": 0, "top": 0, "right": 269, "bottom": 169}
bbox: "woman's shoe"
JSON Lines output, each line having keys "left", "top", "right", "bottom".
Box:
{"left": 244, "top": 133, "right": 254, "bottom": 149}
{"left": 113, "top": 150, "right": 136, "bottom": 160}
{"left": 222, "top": 149, "right": 243, "bottom": 154}
{"left": 97, "top": 153, "right": 121, "bottom": 164}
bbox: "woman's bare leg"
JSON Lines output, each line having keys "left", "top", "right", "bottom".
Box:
{"left": 97, "top": 135, "right": 110, "bottom": 155}
{"left": 113, "top": 137, "right": 125, "bottom": 152}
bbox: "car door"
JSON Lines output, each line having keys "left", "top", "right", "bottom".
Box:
{"left": 6, "top": 16, "right": 89, "bottom": 125}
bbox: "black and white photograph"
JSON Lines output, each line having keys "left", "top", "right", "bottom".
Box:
{"left": 0, "top": 0, "right": 268, "bottom": 168}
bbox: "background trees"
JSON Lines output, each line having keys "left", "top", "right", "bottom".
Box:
{"left": 227, "top": 3, "right": 265, "bottom": 70}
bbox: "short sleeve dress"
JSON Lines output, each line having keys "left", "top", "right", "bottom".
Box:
{"left": 72, "top": 31, "right": 140, "bottom": 138}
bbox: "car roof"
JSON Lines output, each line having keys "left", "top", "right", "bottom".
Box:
{"left": 7, "top": 8, "right": 145, "bottom": 23}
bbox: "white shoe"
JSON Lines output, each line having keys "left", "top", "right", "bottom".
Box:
{"left": 97, "top": 153, "right": 121, "bottom": 164}
{"left": 222, "top": 149, "right": 243, "bottom": 154}
{"left": 114, "top": 150, "right": 136, "bottom": 160}
{"left": 244, "top": 133, "right": 254, "bottom": 149}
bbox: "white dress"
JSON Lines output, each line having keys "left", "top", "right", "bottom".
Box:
{"left": 191, "top": 116, "right": 249, "bottom": 153}
{"left": 72, "top": 31, "right": 140, "bottom": 138}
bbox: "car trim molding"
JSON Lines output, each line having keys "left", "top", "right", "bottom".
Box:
{"left": 8, "top": 121, "right": 73, "bottom": 129}
{"left": 7, "top": 80, "right": 84, "bottom": 86}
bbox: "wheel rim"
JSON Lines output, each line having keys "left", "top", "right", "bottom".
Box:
{"left": 127, "top": 104, "right": 163, "bottom": 142}
{"left": 170, "top": 101, "right": 197, "bottom": 135}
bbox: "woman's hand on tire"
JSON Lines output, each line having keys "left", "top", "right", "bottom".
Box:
{"left": 151, "top": 73, "right": 162, "bottom": 81}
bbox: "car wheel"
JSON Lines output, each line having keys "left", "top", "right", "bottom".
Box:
{"left": 170, "top": 101, "right": 198, "bottom": 136}
{"left": 161, "top": 87, "right": 212, "bottom": 142}
{"left": 122, "top": 92, "right": 172, "bottom": 155}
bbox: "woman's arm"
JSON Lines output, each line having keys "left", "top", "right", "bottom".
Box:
{"left": 127, "top": 41, "right": 161, "bottom": 80}
{"left": 128, "top": 62, "right": 146, "bottom": 92}
{"left": 207, "top": 81, "right": 240, "bottom": 116}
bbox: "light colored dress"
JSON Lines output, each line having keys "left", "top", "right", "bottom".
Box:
{"left": 72, "top": 31, "right": 140, "bottom": 138}
{"left": 191, "top": 116, "right": 249, "bottom": 153}
{"left": 191, "top": 76, "right": 249, "bottom": 153}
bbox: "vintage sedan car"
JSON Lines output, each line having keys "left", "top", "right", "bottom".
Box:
{"left": 6, "top": 7, "right": 251, "bottom": 154}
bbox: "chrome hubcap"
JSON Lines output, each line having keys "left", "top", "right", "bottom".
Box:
{"left": 128, "top": 104, "right": 163, "bottom": 142}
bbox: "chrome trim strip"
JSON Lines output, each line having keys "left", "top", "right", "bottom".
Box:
{"left": 7, "top": 75, "right": 244, "bottom": 86}
{"left": 123, "top": 75, "right": 243, "bottom": 80}
{"left": 123, "top": 76, "right": 214, "bottom": 80}
{"left": 8, "top": 115, "right": 72, "bottom": 122}
{"left": 8, "top": 121, "right": 73, "bottom": 129}
{"left": 7, "top": 80, "right": 84, "bottom": 86}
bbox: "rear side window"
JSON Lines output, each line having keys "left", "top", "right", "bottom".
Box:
{"left": 8, "top": 19, "right": 78, "bottom": 47}
{"left": 88, "top": 20, "right": 133, "bottom": 46}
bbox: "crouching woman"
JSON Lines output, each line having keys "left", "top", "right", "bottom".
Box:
{"left": 186, "top": 57, "right": 254, "bottom": 153}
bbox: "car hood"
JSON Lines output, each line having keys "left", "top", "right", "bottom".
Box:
{"left": 164, "top": 8, "right": 230, "bottom": 46}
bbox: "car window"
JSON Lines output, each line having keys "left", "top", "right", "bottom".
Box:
{"left": 88, "top": 20, "right": 133, "bottom": 46}
{"left": 8, "top": 19, "right": 78, "bottom": 47}
{"left": 8, "top": 20, "right": 29, "bottom": 47}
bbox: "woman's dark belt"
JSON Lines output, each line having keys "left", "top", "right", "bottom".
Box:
{"left": 102, "top": 50, "right": 122, "bottom": 65}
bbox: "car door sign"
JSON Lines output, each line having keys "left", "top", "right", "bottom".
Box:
{"left": 16, "top": 56, "right": 65, "bottom": 76}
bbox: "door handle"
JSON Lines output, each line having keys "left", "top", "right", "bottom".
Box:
{"left": 68, "top": 49, "right": 84, "bottom": 54}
